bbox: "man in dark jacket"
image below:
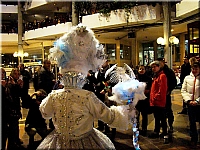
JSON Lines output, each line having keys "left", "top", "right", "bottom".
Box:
{"left": 38, "top": 59, "right": 55, "bottom": 130}
{"left": 19, "top": 63, "right": 31, "bottom": 108}
{"left": 82, "top": 70, "right": 97, "bottom": 93}
{"left": 38, "top": 59, "right": 55, "bottom": 95}
{"left": 157, "top": 58, "right": 177, "bottom": 133}
{"left": 25, "top": 89, "right": 50, "bottom": 148}
{"left": 178, "top": 56, "right": 191, "bottom": 114}
{"left": 95, "top": 61, "right": 110, "bottom": 131}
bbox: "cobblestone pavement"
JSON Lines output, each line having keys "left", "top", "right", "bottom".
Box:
{"left": 18, "top": 85, "right": 200, "bottom": 150}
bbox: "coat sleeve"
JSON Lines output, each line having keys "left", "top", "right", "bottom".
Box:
{"left": 181, "top": 77, "right": 191, "bottom": 103}
{"left": 154, "top": 74, "right": 168, "bottom": 103}
{"left": 87, "top": 92, "right": 130, "bottom": 131}
{"left": 39, "top": 93, "right": 54, "bottom": 119}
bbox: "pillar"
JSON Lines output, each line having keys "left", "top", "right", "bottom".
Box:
{"left": 116, "top": 40, "right": 121, "bottom": 66}
{"left": 179, "top": 33, "right": 185, "bottom": 66}
{"left": 18, "top": 1, "right": 24, "bottom": 63}
{"left": 131, "top": 37, "right": 137, "bottom": 67}
{"left": 153, "top": 41, "right": 158, "bottom": 60}
{"left": 163, "top": 2, "right": 172, "bottom": 68}
{"left": 41, "top": 42, "right": 45, "bottom": 62}
{"left": 72, "top": 2, "right": 79, "bottom": 26}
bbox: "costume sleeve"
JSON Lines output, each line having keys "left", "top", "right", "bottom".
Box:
{"left": 181, "top": 77, "right": 191, "bottom": 103}
{"left": 87, "top": 92, "right": 129, "bottom": 131}
{"left": 39, "top": 93, "right": 54, "bottom": 119}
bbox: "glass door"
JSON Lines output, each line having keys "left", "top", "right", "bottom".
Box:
{"left": 143, "top": 43, "right": 154, "bottom": 66}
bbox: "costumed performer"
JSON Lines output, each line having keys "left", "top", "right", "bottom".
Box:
{"left": 104, "top": 64, "right": 147, "bottom": 149}
{"left": 37, "top": 24, "right": 146, "bottom": 150}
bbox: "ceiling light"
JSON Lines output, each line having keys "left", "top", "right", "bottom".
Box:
{"left": 157, "top": 37, "right": 165, "bottom": 45}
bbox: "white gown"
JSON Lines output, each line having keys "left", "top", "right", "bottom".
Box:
{"left": 37, "top": 88, "right": 129, "bottom": 150}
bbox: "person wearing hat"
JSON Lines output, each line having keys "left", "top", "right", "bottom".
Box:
{"left": 156, "top": 58, "right": 177, "bottom": 133}
{"left": 148, "top": 61, "right": 168, "bottom": 139}
{"left": 178, "top": 56, "right": 191, "bottom": 114}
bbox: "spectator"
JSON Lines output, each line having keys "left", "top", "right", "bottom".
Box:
{"left": 178, "top": 56, "right": 191, "bottom": 114}
{"left": 157, "top": 58, "right": 177, "bottom": 133}
{"left": 148, "top": 61, "right": 168, "bottom": 140}
{"left": 181, "top": 62, "right": 200, "bottom": 147}
{"left": 38, "top": 59, "right": 55, "bottom": 95}
{"left": 19, "top": 63, "right": 31, "bottom": 108}
{"left": 32, "top": 19, "right": 39, "bottom": 29}
{"left": 189, "top": 57, "right": 198, "bottom": 66}
{"left": 1, "top": 67, "right": 9, "bottom": 150}
{"left": 38, "top": 59, "right": 55, "bottom": 130}
{"left": 33, "top": 66, "right": 40, "bottom": 91}
{"left": 7, "top": 68, "right": 24, "bottom": 149}
{"left": 25, "top": 89, "right": 50, "bottom": 148}
{"left": 135, "top": 65, "right": 152, "bottom": 136}
{"left": 82, "top": 70, "right": 97, "bottom": 93}
{"left": 43, "top": 16, "right": 49, "bottom": 27}
{"left": 95, "top": 61, "right": 110, "bottom": 131}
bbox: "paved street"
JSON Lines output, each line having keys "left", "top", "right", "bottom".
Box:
{"left": 18, "top": 85, "right": 200, "bottom": 150}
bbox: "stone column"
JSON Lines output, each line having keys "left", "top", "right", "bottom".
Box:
{"left": 116, "top": 40, "right": 121, "bottom": 66}
{"left": 153, "top": 41, "right": 158, "bottom": 60}
{"left": 72, "top": 2, "right": 79, "bottom": 26}
{"left": 179, "top": 33, "right": 185, "bottom": 65}
{"left": 41, "top": 42, "right": 45, "bottom": 62}
{"left": 131, "top": 37, "right": 137, "bottom": 67}
{"left": 18, "top": 1, "right": 24, "bottom": 63}
{"left": 163, "top": 2, "right": 172, "bottom": 68}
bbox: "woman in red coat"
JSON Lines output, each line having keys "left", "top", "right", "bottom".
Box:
{"left": 149, "top": 60, "right": 168, "bottom": 139}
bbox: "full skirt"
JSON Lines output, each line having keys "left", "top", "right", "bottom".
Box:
{"left": 37, "top": 128, "right": 115, "bottom": 150}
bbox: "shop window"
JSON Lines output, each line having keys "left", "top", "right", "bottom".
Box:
{"left": 143, "top": 43, "right": 154, "bottom": 66}
{"left": 101, "top": 43, "right": 116, "bottom": 60}
{"left": 120, "top": 44, "right": 131, "bottom": 60}
{"left": 1, "top": 53, "right": 18, "bottom": 68}
{"left": 187, "top": 21, "right": 200, "bottom": 57}
{"left": 157, "top": 46, "right": 164, "bottom": 58}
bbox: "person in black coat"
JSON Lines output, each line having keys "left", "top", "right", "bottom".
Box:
{"left": 19, "top": 63, "right": 31, "bottom": 108}
{"left": 95, "top": 61, "right": 110, "bottom": 131}
{"left": 157, "top": 58, "right": 177, "bottom": 133}
{"left": 7, "top": 68, "right": 24, "bottom": 149}
{"left": 38, "top": 59, "right": 55, "bottom": 95}
{"left": 135, "top": 65, "right": 152, "bottom": 136}
{"left": 82, "top": 70, "right": 98, "bottom": 93}
{"left": 1, "top": 67, "right": 9, "bottom": 150}
{"left": 180, "top": 56, "right": 191, "bottom": 84}
{"left": 25, "top": 89, "right": 50, "bottom": 147}
{"left": 38, "top": 59, "right": 56, "bottom": 130}
{"left": 179, "top": 56, "right": 191, "bottom": 114}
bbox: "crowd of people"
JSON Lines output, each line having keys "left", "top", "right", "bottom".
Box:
{"left": 1, "top": 54, "right": 200, "bottom": 149}
{"left": 1, "top": 21, "right": 200, "bottom": 149}
{"left": 1, "top": 14, "right": 72, "bottom": 34}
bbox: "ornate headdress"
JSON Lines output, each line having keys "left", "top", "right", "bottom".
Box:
{"left": 48, "top": 24, "right": 106, "bottom": 88}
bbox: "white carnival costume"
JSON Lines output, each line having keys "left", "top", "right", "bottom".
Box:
{"left": 37, "top": 24, "right": 146, "bottom": 150}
